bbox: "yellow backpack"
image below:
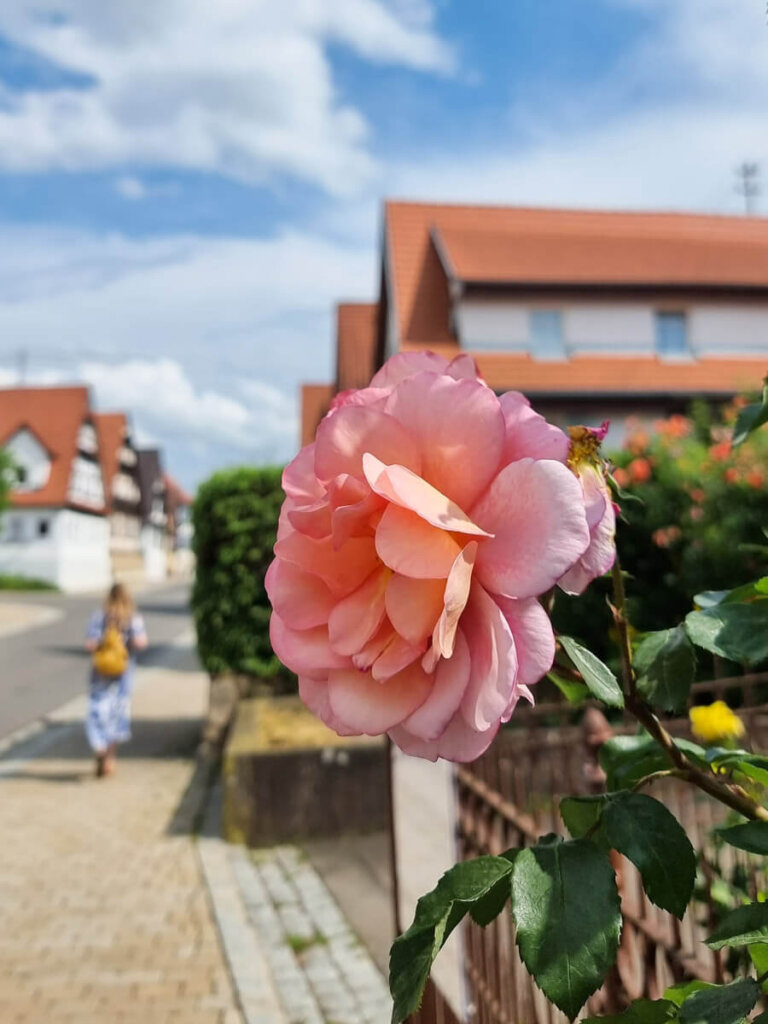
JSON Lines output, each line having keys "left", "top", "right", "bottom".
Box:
{"left": 92, "top": 623, "right": 129, "bottom": 678}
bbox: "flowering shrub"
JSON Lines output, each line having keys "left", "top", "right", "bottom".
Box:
{"left": 267, "top": 366, "right": 768, "bottom": 1024}
{"left": 266, "top": 352, "right": 612, "bottom": 761}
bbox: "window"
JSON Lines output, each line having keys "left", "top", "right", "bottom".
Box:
{"left": 655, "top": 312, "right": 689, "bottom": 357}
{"left": 7, "top": 517, "right": 24, "bottom": 543}
{"left": 38, "top": 519, "right": 49, "bottom": 537}
{"left": 530, "top": 310, "right": 565, "bottom": 359}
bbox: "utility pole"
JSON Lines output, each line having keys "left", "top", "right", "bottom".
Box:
{"left": 736, "top": 162, "right": 761, "bottom": 215}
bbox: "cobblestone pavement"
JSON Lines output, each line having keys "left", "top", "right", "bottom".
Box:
{"left": 0, "top": 650, "right": 393, "bottom": 1024}
{"left": 0, "top": 661, "right": 245, "bottom": 1024}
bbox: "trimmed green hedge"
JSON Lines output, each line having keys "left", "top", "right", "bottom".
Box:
{"left": 191, "top": 466, "right": 292, "bottom": 684}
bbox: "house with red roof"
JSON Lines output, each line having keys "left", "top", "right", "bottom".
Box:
{"left": 302, "top": 201, "right": 768, "bottom": 446}
{"left": 93, "top": 411, "right": 144, "bottom": 581}
{"left": 0, "top": 385, "right": 111, "bottom": 590}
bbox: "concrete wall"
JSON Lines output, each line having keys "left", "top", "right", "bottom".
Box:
{"left": 456, "top": 297, "right": 768, "bottom": 358}
{"left": 0, "top": 508, "right": 111, "bottom": 591}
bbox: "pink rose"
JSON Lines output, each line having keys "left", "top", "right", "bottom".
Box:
{"left": 266, "top": 352, "right": 592, "bottom": 762}
{"left": 558, "top": 423, "right": 617, "bottom": 596}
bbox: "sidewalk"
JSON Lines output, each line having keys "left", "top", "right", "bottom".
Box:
{"left": 0, "top": 646, "right": 392, "bottom": 1024}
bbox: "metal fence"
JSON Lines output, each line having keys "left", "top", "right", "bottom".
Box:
{"left": 408, "top": 672, "right": 768, "bottom": 1024}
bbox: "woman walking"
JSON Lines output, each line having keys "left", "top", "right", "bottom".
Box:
{"left": 84, "top": 583, "right": 148, "bottom": 777}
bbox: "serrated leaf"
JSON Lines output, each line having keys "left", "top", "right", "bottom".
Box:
{"left": 635, "top": 627, "right": 696, "bottom": 713}
{"left": 469, "top": 856, "right": 518, "bottom": 926}
{"left": 511, "top": 836, "right": 621, "bottom": 1020}
{"left": 582, "top": 999, "right": 678, "bottom": 1024}
{"left": 706, "top": 902, "right": 768, "bottom": 950}
{"left": 665, "top": 982, "right": 717, "bottom": 1007}
{"left": 599, "top": 792, "right": 696, "bottom": 918}
{"left": 678, "top": 979, "right": 759, "bottom": 1024}
{"left": 732, "top": 378, "right": 768, "bottom": 447}
{"left": 560, "top": 795, "right": 607, "bottom": 839}
{"left": 717, "top": 821, "right": 768, "bottom": 854}
{"left": 389, "top": 855, "right": 515, "bottom": 1023}
{"left": 559, "top": 636, "right": 624, "bottom": 708}
{"left": 685, "top": 605, "right": 768, "bottom": 666}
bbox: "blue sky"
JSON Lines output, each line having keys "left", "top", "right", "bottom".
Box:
{"left": 0, "top": 0, "right": 765, "bottom": 488}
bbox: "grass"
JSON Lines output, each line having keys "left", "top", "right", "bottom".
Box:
{"left": 285, "top": 932, "right": 327, "bottom": 955}
{"left": 0, "top": 574, "right": 58, "bottom": 591}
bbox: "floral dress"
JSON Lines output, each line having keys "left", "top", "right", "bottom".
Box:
{"left": 85, "top": 611, "right": 147, "bottom": 753}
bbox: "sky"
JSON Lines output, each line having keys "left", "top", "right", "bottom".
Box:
{"left": 0, "top": 0, "right": 766, "bottom": 490}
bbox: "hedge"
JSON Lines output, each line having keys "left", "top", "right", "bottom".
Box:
{"left": 191, "top": 465, "right": 292, "bottom": 684}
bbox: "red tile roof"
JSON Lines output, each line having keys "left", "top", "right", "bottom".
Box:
{"left": 300, "top": 384, "right": 334, "bottom": 448}
{"left": 336, "top": 302, "right": 379, "bottom": 391}
{"left": 93, "top": 412, "right": 127, "bottom": 512}
{"left": 400, "top": 343, "right": 767, "bottom": 396}
{"left": 385, "top": 201, "right": 768, "bottom": 347}
{"left": 0, "top": 385, "right": 93, "bottom": 508}
{"left": 164, "top": 473, "right": 192, "bottom": 507}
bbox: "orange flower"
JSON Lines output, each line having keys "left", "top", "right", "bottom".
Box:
{"left": 724, "top": 467, "right": 739, "bottom": 484}
{"left": 652, "top": 526, "right": 682, "bottom": 549}
{"left": 746, "top": 469, "right": 764, "bottom": 489}
{"left": 626, "top": 431, "right": 649, "bottom": 455}
{"left": 689, "top": 488, "right": 705, "bottom": 503}
{"left": 612, "top": 467, "right": 630, "bottom": 488}
{"left": 628, "top": 458, "right": 652, "bottom": 484}
{"left": 709, "top": 440, "right": 731, "bottom": 462}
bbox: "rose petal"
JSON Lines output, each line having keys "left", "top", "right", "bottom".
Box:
{"left": 363, "top": 454, "right": 490, "bottom": 537}
{"left": 499, "top": 391, "right": 570, "bottom": 464}
{"left": 460, "top": 583, "right": 518, "bottom": 732}
{"left": 327, "top": 662, "right": 432, "bottom": 734}
{"left": 559, "top": 494, "right": 616, "bottom": 596}
{"left": 314, "top": 406, "right": 421, "bottom": 483}
{"left": 371, "top": 633, "right": 425, "bottom": 681}
{"left": 388, "top": 715, "right": 500, "bottom": 763}
{"left": 432, "top": 542, "right": 477, "bottom": 660}
{"left": 404, "top": 630, "right": 471, "bottom": 741}
{"left": 269, "top": 614, "right": 350, "bottom": 675}
{"left": 287, "top": 498, "right": 332, "bottom": 540}
{"left": 385, "top": 372, "right": 505, "bottom": 511}
{"left": 274, "top": 531, "right": 379, "bottom": 597}
{"left": 283, "top": 444, "right": 324, "bottom": 502}
{"left": 385, "top": 575, "right": 445, "bottom": 646}
{"left": 299, "top": 676, "right": 361, "bottom": 737}
{"left": 370, "top": 351, "right": 451, "bottom": 389}
{"left": 495, "top": 596, "right": 555, "bottom": 687}
{"left": 447, "top": 353, "right": 482, "bottom": 381}
{"left": 265, "top": 560, "right": 335, "bottom": 630}
{"left": 375, "top": 504, "right": 462, "bottom": 579}
{"left": 472, "top": 458, "right": 590, "bottom": 599}
{"left": 352, "top": 621, "right": 395, "bottom": 671}
{"left": 328, "top": 566, "right": 390, "bottom": 656}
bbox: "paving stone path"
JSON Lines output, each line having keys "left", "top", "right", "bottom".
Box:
{"left": 0, "top": 649, "right": 393, "bottom": 1024}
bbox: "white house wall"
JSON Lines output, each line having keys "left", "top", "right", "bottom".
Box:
{"left": 456, "top": 297, "right": 768, "bottom": 358}
{"left": 141, "top": 524, "right": 168, "bottom": 582}
{"left": 0, "top": 508, "right": 110, "bottom": 592}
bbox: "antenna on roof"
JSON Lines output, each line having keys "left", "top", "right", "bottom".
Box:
{"left": 735, "top": 161, "right": 761, "bottom": 215}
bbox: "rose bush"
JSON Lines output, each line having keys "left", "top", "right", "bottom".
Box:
{"left": 266, "top": 350, "right": 614, "bottom": 761}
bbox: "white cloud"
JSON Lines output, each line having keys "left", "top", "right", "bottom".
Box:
{"left": 114, "top": 175, "right": 146, "bottom": 200}
{"left": 0, "top": 0, "right": 453, "bottom": 193}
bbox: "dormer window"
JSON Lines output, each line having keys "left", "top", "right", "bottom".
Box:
{"left": 655, "top": 311, "right": 690, "bottom": 358}
{"left": 4, "top": 428, "right": 51, "bottom": 492}
{"left": 77, "top": 422, "right": 98, "bottom": 454}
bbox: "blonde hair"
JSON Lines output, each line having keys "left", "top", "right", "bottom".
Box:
{"left": 104, "top": 582, "right": 134, "bottom": 630}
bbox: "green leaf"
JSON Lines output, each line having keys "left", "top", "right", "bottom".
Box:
{"left": 511, "top": 836, "right": 621, "bottom": 1020}
{"left": 582, "top": 999, "right": 678, "bottom": 1024}
{"left": 732, "top": 378, "right": 768, "bottom": 447}
{"left": 665, "top": 982, "right": 717, "bottom": 1007}
{"left": 706, "top": 749, "right": 768, "bottom": 788}
{"left": 389, "top": 855, "right": 515, "bottom": 1023}
{"left": 694, "top": 579, "right": 768, "bottom": 609}
{"left": 748, "top": 945, "right": 768, "bottom": 992}
{"left": 600, "top": 734, "right": 707, "bottom": 791}
{"left": 717, "top": 821, "right": 768, "bottom": 855}
{"left": 469, "top": 855, "right": 518, "bottom": 926}
{"left": 559, "top": 636, "right": 624, "bottom": 708}
{"left": 560, "top": 795, "right": 607, "bottom": 839}
{"left": 685, "top": 605, "right": 768, "bottom": 666}
{"left": 706, "top": 902, "right": 768, "bottom": 950}
{"left": 678, "top": 979, "right": 759, "bottom": 1024}
{"left": 548, "top": 670, "right": 590, "bottom": 704}
{"left": 634, "top": 627, "right": 696, "bottom": 713}
{"left": 599, "top": 792, "right": 696, "bottom": 918}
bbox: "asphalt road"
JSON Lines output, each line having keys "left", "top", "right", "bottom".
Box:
{"left": 0, "top": 581, "right": 195, "bottom": 741}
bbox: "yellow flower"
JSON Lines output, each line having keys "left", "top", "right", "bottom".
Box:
{"left": 689, "top": 701, "right": 745, "bottom": 744}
